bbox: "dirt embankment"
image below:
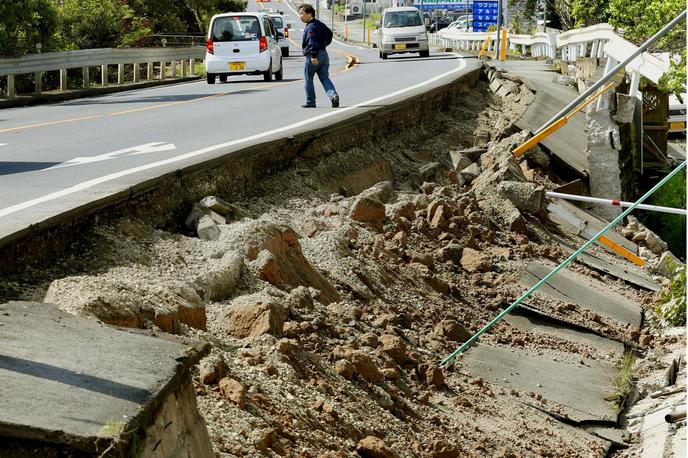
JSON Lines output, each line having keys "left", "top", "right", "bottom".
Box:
{"left": 0, "top": 76, "right": 669, "bottom": 457}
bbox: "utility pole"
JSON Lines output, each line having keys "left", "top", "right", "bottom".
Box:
{"left": 543, "top": 0, "right": 547, "bottom": 32}
{"left": 465, "top": 0, "right": 469, "bottom": 31}
{"left": 495, "top": 0, "right": 502, "bottom": 59}
{"left": 363, "top": 0, "right": 367, "bottom": 43}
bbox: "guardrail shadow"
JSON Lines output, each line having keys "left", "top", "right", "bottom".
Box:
{"left": 0, "top": 161, "right": 61, "bottom": 175}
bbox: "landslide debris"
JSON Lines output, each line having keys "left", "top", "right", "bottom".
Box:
{"left": 0, "top": 78, "right": 664, "bottom": 457}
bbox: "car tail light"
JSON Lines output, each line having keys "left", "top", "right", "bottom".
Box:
{"left": 206, "top": 39, "right": 214, "bottom": 54}
{"left": 259, "top": 36, "right": 268, "bottom": 53}
{"left": 284, "top": 27, "right": 289, "bottom": 38}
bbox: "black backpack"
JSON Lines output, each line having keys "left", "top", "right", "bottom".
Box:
{"left": 324, "top": 24, "right": 333, "bottom": 46}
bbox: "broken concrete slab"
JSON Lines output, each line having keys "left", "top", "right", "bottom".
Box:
{"left": 519, "top": 260, "right": 642, "bottom": 329}
{"left": 461, "top": 344, "right": 618, "bottom": 423}
{"left": 563, "top": 243, "right": 660, "bottom": 292}
{"left": 504, "top": 312, "right": 624, "bottom": 357}
{"left": 0, "top": 301, "right": 212, "bottom": 457}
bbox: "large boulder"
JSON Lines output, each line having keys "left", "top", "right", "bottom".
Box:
{"left": 224, "top": 292, "right": 288, "bottom": 338}
{"left": 350, "top": 195, "right": 386, "bottom": 231}
{"left": 243, "top": 223, "right": 340, "bottom": 304}
{"left": 357, "top": 436, "right": 398, "bottom": 458}
{"left": 44, "top": 273, "right": 207, "bottom": 333}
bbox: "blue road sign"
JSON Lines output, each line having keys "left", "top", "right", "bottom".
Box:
{"left": 472, "top": 1, "right": 497, "bottom": 32}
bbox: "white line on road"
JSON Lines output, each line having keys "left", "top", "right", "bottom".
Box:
{"left": 0, "top": 58, "right": 467, "bottom": 219}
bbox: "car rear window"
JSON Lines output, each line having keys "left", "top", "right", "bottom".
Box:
{"left": 270, "top": 16, "right": 284, "bottom": 28}
{"left": 211, "top": 16, "right": 262, "bottom": 41}
{"left": 384, "top": 11, "right": 423, "bottom": 28}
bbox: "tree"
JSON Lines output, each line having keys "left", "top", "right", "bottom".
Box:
{"left": 571, "top": 0, "right": 609, "bottom": 27}
{"left": 0, "top": 0, "right": 59, "bottom": 56}
{"left": 552, "top": 0, "right": 575, "bottom": 30}
{"left": 126, "top": 0, "right": 246, "bottom": 35}
{"left": 58, "top": 0, "right": 151, "bottom": 49}
{"left": 606, "top": 0, "right": 686, "bottom": 96}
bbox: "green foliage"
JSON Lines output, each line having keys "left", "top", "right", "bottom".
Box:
{"left": 659, "top": 50, "right": 687, "bottom": 98}
{"left": 646, "top": 169, "right": 686, "bottom": 261}
{"left": 0, "top": 0, "right": 59, "bottom": 56}
{"left": 58, "top": 0, "right": 152, "bottom": 49}
{"left": 127, "top": 0, "right": 246, "bottom": 34}
{"left": 606, "top": 351, "right": 635, "bottom": 413}
{"left": 655, "top": 263, "right": 687, "bottom": 326}
{"left": 572, "top": 0, "right": 609, "bottom": 27}
{"left": 364, "top": 12, "right": 381, "bottom": 29}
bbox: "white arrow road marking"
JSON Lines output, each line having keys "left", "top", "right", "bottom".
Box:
{"left": 47, "top": 142, "right": 176, "bottom": 170}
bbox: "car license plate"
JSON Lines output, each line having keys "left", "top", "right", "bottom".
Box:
{"left": 229, "top": 62, "right": 245, "bottom": 71}
{"left": 394, "top": 44, "right": 406, "bottom": 50}
{"left": 669, "top": 121, "right": 685, "bottom": 130}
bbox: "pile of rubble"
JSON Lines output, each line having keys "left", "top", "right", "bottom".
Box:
{"left": 6, "top": 77, "right": 683, "bottom": 457}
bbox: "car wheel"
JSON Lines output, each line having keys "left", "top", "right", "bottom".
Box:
{"left": 419, "top": 50, "right": 430, "bottom": 58}
{"left": 275, "top": 59, "right": 284, "bottom": 81}
{"left": 206, "top": 73, "right": 216, "bottom": 84}
{"left": 281, "top": 47, "right": 289, "bottom": 57}
{"left": 381, "top": 53, "right": 388, "bottom": 60}
{"left": 219, "top": 74, "right": 228, "bottom": 83}
{"left": 263, "top": 61, "right": 273, "bottom": 82}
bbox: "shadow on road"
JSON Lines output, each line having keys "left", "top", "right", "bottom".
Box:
{"left": 0, "top": 161, "right": 61, "bottom": 175}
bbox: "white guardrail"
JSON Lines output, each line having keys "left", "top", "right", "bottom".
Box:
{"left": 0, "top": 47, "right": 205, "bottom": 98}
{"left": 434, "top": 22, "right": 670, "bottom": 96}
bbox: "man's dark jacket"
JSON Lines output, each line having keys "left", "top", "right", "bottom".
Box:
{"left": 302, "top": 18, "right": 333, "bottom": 58}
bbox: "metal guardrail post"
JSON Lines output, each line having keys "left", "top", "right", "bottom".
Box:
{"left": 147, "top": 62, "right": 154, "bottom": 80}
{"left": 7, "top": 75, "right": 15, "bottom": 97}
{"left": 101, "top": 65, "right": 108, "bottom": 86}
{"left": 160, "top": 62, "right": 166, "bottom": 80}
{"left": 34, "top": 72, "right": 42, "bottom": 94}
{"left": 171, "top": 60, "right": 177, "bottom": 78}
{"left": 60, "top": 68, "right": 68, "bottom": 91}
{"left": 189, "top": 59, "right": 195, "bottom": 77}
{"left": 118, "top": 64, "right": 124, "bottom": 85}
{"left": 181, "top": 60, "right": 187, "bottom": 78}
{"left": 534, "top": 9, "right": 687, "bottom": 136}
{"left": 133, "top": 63, "right": 140, "bottom": 83}
{"left": 83, "top": 66, "right": 90, "bottom": 87}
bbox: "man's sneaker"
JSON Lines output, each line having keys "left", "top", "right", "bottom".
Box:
{"left": 331, "top": 95, "right": 339, "bottom": 108}
{"left": 301, "top": 103, "right": 316, "bottom": 108}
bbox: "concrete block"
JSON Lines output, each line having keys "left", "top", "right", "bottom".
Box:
{"left": 497, "top": 181, "right": 545, "bottom": 214}
{"left": 200, "top": 195, "right": 245, "bottom": 221}
{"left": 489, "top": 77, "right": 503, "bottom": 93}
{"left": 197, "top": 214, "right": 221, "bottom": 241}
{"left": 418, "top": 162, "right": 444, "bottom": 183}
{"left": 442, "top": 151, "right": 472, "bottom": 172}
{"left": 459, "top": 163, "right": 481, "bottom": 183}
{"left": 614, "top": 93, "right": 636, "bottom": 124}
{"left": 552, "top": 74, "right": 576, "bottom": 87}
{"left": 656, "top": 251, "right": 684, "bottom": 279}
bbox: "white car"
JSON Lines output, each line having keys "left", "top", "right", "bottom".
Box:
{"left": 267, "top": 13, "right": 291, "bottom": 57}
{"left": 375, "top": 7, "right": 429, "bottom": 59}
{"left": 205, "top": 12, "right": 283, "bottom": 84}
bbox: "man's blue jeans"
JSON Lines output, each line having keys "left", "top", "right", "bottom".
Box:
{"left": 304, "top": 50, "right": 338, "bottom": 105}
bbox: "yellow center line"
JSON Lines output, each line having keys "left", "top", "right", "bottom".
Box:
{"left": 0, "top": 115, "right": 104, "bottom": 134}
{"left": 1, "top": 46, "right": 360, "bottom": 132}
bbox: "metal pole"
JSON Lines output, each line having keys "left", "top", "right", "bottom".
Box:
{"left": 543, "top": 0, "right": 547, "bottom": 33}
{"left": 465, "top": 0, "right": 469, "bottom": 31}
{"left": 363, "top": 0, "right": 366, "bottom": 43}
{"left": 495, "top": 0, "right": 502, "bottom": 59}
{"left": 534, "top": 9, "right": 687, "bottom": 135}
{"left": 546, "top": 191, "right": 688, "bottom": 215}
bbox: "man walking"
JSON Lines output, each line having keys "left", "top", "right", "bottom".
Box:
{"left": 299, "top": 4, "right": 340, "bottom": 108}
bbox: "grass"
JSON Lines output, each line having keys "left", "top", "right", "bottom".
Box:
{"left": 605, "top": 351, "right": 636, "bottom": 413}
{"left": 655, "top": 263, "right": 687, "bottom": 327}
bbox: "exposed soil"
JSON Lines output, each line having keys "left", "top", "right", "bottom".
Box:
{"left": 0, "top": 76, "right": 675, "bottom": 457}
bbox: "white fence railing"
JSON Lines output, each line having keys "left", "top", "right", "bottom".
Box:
{"left": 434, "top": 23, "right": 670, "bottom": 95}
{"left": 0, "top": 47, "right": 205, "bottom": 98}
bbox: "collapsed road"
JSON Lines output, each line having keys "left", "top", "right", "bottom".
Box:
{"left": 0, "top": 63, "right": 684, "bottom": 457}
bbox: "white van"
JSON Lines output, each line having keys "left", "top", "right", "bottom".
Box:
{"left": 375, "top": 7, "right": 429, "bottom": 59}
{"left": 204, "top": 12, "right": 283, "bottom": 84}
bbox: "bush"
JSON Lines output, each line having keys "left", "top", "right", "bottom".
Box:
{"left": 644, "top": 169, "right": 686, "bottom": 260}
{"left": 654, "top": 263, "right": 687, "bottom": 327}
